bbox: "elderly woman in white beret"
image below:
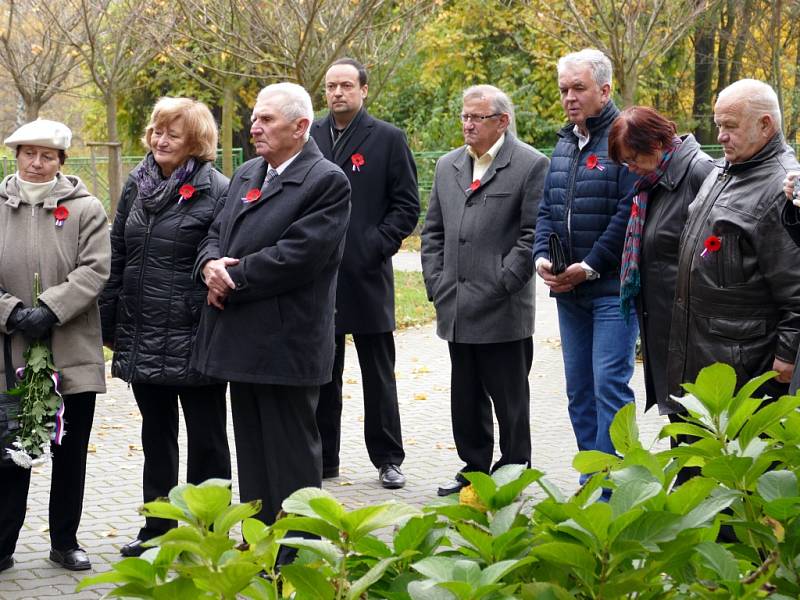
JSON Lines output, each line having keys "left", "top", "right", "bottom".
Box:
{"left": 0, "top": 119, "right": 110, "bottom": 572}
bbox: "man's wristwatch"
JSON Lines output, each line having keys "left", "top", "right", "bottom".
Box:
{"left": 581, "top": 263, "right": 600, "bottom": 281}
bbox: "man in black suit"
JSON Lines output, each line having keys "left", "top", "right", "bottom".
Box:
{"left": 310, "top": 58, "right": 419, "bottom": 489}
{"left": 192, "top": 82, "right": 350, "bottom": 527}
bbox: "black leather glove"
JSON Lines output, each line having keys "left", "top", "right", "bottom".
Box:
{"left": 6, "top": 304, "right": 25, "bottom": 330}
{"left": 15, "top": 305, "right": 58, "bottom": 340}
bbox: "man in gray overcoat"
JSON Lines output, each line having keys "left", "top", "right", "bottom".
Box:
{"left": 421, "top": 85, "right": 549, "bottom": 496}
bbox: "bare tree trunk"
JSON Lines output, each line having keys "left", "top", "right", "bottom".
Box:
{"left": 728, "top": 0, "right": 754, "bottom": 83}
{"left": 105, "top": 91, "right": 122, "bottom": 219}
{"left": 24, "top": 100, "right": 41, "bottom": 121}
{"left": 770, "top": 0, "right": 784, "bottom": 120}
{"left": 621, "top": 64, "right": 637, "bottom": 108}
{"left": 221, "top": 83, "right": 234, "bottom": 177}
{"left": 716, "top": 0, "right": 734, "bottom": 92}
{"left": 693, "top": 7, "right": 717, "bottom": 144}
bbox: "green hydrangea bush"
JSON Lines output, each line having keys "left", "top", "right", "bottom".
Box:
{"left": 80, "top": 363, "right": 800, "bottom": 599}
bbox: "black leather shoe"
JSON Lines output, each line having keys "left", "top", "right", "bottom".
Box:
{"left": 120, "top": 538, "right": 150, "bottom": 557}
{"left": 0, "top": 554, "right": 13, "bottom": 573}
{"left": 437, "top": 474, "right": 468, "bottom": 496}
{"left": 379, "top": 464, "right": 406, "bottom": 489}
{"left": 49, "top": 547, "right": 91, "bottom": 571}
{"left": 322, "top": 465, "right": 340, "bottom": 479}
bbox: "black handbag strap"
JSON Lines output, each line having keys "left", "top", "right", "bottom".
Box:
{"left": 3, "top": 335, "right": 15, "bottom": 391}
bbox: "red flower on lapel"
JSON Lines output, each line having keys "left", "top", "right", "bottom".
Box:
{"left": 466, "top": 179, "right": 480, "bottom": 193}
{"left": 631, "top": 202, "right": 639, "bottom": 218}
{"left": 53, "top": 205, "right": 69, "bottom": 227}
{"left": 242, "top": 188, "right": 261, "bottom": 204}
{"left": 351, "top": 153, "right": 365, "bottom": 172}
{"left": 701, "top": 234, "right": 721, "bottom": 257}
{"left": 586, "top": 154, "right": 605, "bottom": 171}
{"left": 178, "top": 184, "right": 195, "bottom": 204}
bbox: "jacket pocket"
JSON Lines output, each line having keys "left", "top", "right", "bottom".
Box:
{"left": 708, "top": 317, "right": 766, "bottom": 341}
{"left": 718, "top": 234, "right": 745, "bottom": 286}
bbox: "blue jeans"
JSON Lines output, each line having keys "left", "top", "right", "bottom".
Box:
{"left": 556, "top": 295, "right": 638, "bottom": 457}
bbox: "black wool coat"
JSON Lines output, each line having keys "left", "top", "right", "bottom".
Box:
{"left": 190, "top": 139, "right": 351, "bottom": 386}
{"left": 99, "top": 160, "right": 229, "bottom": 385}
{"left": 310, "top": 111, "right": 419, "bottom": 334}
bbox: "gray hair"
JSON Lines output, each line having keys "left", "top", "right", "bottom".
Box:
{"left": 717, "top": 79, "right": 782, "bottom": 132}
{"left": 557, "top": 48, "right": 613, "bottom": 88}
{"left": 462, "top": 84, "right": 516, "bottom": 135}
{"left": 256, "top": 83, "right": 314, "bottom": 141}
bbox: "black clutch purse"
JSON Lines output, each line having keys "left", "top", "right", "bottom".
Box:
{"left": 548, "top": 233, "right": 567, "bottom": 275}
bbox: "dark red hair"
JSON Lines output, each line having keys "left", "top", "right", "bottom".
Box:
{"left": 608, "top": 106, "right": 677, "bottom": 164}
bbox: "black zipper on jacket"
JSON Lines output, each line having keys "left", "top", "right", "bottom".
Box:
{"left": 563, "top": 146, "right": 583, "bottom": 266}
{"left": 126, "top": 211, "right": 155, "bottom": 382}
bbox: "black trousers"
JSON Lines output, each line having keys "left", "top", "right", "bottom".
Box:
{"left": 0, "top": 392, "right": 95, "bottom": 556}
{"left": 131, "top": 383, "right": 231, "bottom": 540}
{"left": 316, "top": 332, "right": 404, "bottom": 471}
{"left": 230, "top": 382, "right": 321, "bottom": 525}
{"left": 448, "top": 338, "right": 533, "bottom": 474}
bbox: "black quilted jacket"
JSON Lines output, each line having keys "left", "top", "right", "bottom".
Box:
{"left": 99, "top": 159, "right": 229, "bottom": 385}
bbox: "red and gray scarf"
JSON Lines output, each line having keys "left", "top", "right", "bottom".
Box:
{"left": 619, "top": 138, "right": 681, "bottom": 319}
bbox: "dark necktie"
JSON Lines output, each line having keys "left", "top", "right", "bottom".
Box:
{"left": 261, "top": 167, "right": 279, "bottom": 194}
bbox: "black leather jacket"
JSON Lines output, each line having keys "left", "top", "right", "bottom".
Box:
{"left": 667, "top": 134, "right": 800, "bottom": 398}
{"left": 637, "top": 135, "right": 713, "bottom": 414}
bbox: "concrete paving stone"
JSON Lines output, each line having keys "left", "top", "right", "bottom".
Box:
{"left": 1, "top": 252, "right": 669, "bottom": 597}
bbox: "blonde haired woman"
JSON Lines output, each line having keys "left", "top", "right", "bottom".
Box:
{"left": 99, "top": 98, "right": 231, "bottom": 557}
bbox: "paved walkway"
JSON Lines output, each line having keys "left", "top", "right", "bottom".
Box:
{"left": 0, "top": 252, "right": 668, "bottom": 598}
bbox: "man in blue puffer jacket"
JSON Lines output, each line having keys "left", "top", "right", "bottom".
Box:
{"left": 533, "top": 48, "right": 638, "bottom": 465}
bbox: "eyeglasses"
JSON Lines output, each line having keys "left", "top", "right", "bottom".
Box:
{"left": 620, "top": 152, "right": 639, "bottom": 168}
{"left": 460, "top": 113, "right": 501, "bottom": 123}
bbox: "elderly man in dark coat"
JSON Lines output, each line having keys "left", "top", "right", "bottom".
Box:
{"left": 310, "top": 58, "right": 419, "bottom": 489}
{"left": 668, "top": 79, "right": 800, "bottom": 399}
{"left": 191, "top": 83, "right": 350, "bottom": 528}
{"left": 421, "top": 84, "right": 549, "bottom": 496}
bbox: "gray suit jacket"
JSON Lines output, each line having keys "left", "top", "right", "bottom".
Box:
{"left": 421, "top": 133, "right": 549, "bottom": 343}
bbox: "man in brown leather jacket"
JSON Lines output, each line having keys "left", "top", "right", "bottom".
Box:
{"left": 667, "top": 79, "right": 800, "bottom": 398}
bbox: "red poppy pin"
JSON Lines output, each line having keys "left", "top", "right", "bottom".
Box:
{"left": 351, "top": 153, "right": 365, "bottom": 172}
{"left": 586, "top": 154, "right": 605, "bottom": 171}
{"left": 466, "top": 179, "right": 480, "bottom": 194}
{"left": 178, "top": 184, "right": 195, "bottom": 204}
{"left": 701, "top": 234, "right": 721, "bottom": 257}
{"left": 53, "top": 206, "right": 69, "bottom": 228}
{"left": 631, "top": 201, "right": 639, "bottom": 218}
{"left": 242, "top": 188, "right": 261, "bottom": 204}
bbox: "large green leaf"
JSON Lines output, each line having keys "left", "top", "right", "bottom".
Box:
{"left": 214, "top": 501, "right": 261, "bottom": 535}
{"left": 272, "top": 516, "right": 340, "bottom": 542}
{"left": 412, "top": 556, "right": 461, "bottom": 581}
{"left": 277, "top": 537, "right": 342, "bottom": 565}
{"left": 281, "top": 487, "right": 337, "bottom": 518}
{"left": 140, "top": 500, "right": 190, "bottom": 523}
{"left": 242, "top": 518, "right": 270, "bottom": 544}
{"left": 75, "top": 570, "right": 138, "bottom": 592}
{"left": 199, "top": 562, "right": 263, "bottom": 597}
{"left": 701, "top": 455, "right": 752, "bottom": 488}
{"left": 308, "top": 496, "right": 347, "bottom": 528}
{"left": 609, "top": 479, "right": 663, "bottom": 518}
{"left": 529, "top": 542, "right": 596, "bottom": 572}
{"left": 725, "top": 397, "right": 765, "bottom": 440}
{"left": 394, "top": 514, "right": 439, "bottom": 554}
{"left": 494, "top": 469, "right": 543, "bottom": 508}
{"left": 611, "top": 511, "right": 684, "bottom": 550}
{"left": 407, "top": 580, "right": 457, "bottom": 600}
{"left": 739, "top": 395, "right": 800, "bottom": 449}
{"left": 464, "top": 471, "right": 497, "bottom": 506}
{"left": 519, "top": 582, "right": 574, "bottom": 599}
{"left": 679, "top": 488, "right": 739, "bottom": 529}
{"left": 660, "top": 421, "right": 714, "bottom": 442}
{"left": 489, "top": 503, "right": 523, "bottom": 537}
{"left": 347, "top": 502, "right": 420, "bottom": 540}
{"left": 572, "top": 450, "right": 619, "bottom": 474}
{"left": 609, "top": 402, "right": 640, "bottom": 455}
{"left": 347, "top": 557, "right": 401, "bottom": 600}
{"left": 455, "top": 521, "right": 494, "bottom": 561}
{"left": 279, "top": 564, "right": 335, "bottom": 600}
{"left": 479, "top": 558, "right": 529, "bottom": 585}
{"left": 758, "top": 470, "right": 798, "bottom": 502}
{"left": 683, "top": 363, "right": 737, "bottom": 415}
{"left": 694, "top": 541, "right": 739, "bottom": 582}
{"left": 665, "top": 477, "right": 717, "bottom": 514}
{"left": 183, "top": 485, "right": 232, "bottom": 526}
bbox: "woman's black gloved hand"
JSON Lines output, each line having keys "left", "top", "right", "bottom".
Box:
{"left": 12, "top": 305, "right": 58, "bottom": 340}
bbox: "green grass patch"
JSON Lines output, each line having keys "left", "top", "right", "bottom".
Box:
{"left": 395, "top": 270, "right": 435, "bottom": 329}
